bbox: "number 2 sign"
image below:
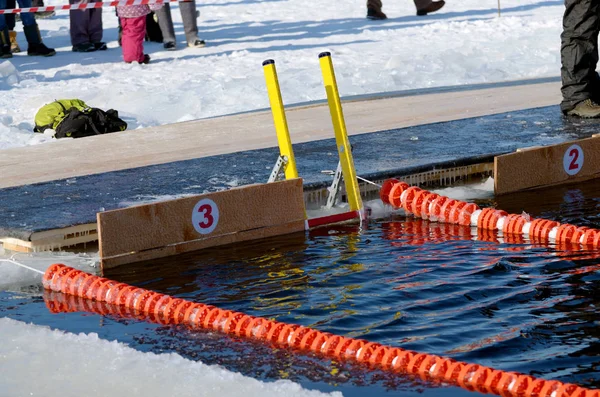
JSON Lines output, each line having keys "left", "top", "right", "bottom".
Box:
{"left": 563, "top": 144, "right": 584, "bottom": 176}
{"left": 192, "top": 198, "right": 219, "bottom": 234}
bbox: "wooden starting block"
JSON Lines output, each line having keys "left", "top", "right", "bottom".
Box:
{"left": 494, "top": 134, "right": 600, "bottom": 195}
{"left": 98, "top": 179, "right": 306, "bottom": 270}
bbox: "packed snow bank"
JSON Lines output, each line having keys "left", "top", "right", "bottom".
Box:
{"left": 0, "top": 317, "right": 342, "bottom": 397}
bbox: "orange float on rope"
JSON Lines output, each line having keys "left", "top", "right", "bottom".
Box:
{"left": 419, "top": 192, "right": 439, "bottom": 220}
{"left": 429, "top": 195, "right": 448, "bottom": 222}
{"left": 529, "top": 219, "right": 560, "bottom": 240}
{"left": 43, "top": 264, "right": 600, "bottom": 397}
{"left": 503, "top": 214, "right": 528, "bottom": 235}
{"left": 388, "top": 181, "right": 409, "bottom": 208}
{"left": 456, "top": 202, "right": 479, "bottom": 226}
{"left": 401, "top": 186, "right": 423, "bottom": 214}
{"left": 378, "top": 179, "right": 600, "bottom": 248}
{"left": 582, "top": 229, "right": 600, "bottom": 247}
{"left": 379, "top": 178, "right": 399, "bottom": 205}
{"left": 409, "top": 189, "right": 428, "bottom": 218}
{"left": 477, "top": 208, "right": 508, "bottom": 231}
{"left": 554, "top": 224, "right": 590, "bottom": 246}
{"left": 437, "top": 198, "right": 458, "bottom": 223}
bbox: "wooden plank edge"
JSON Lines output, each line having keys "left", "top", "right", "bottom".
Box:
{"left": 1, "top": 223, "right": 97, "bottom": 252}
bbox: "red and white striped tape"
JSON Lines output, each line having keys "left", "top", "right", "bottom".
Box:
{"left": 0, "top": 0, "right": 190, "bottom": 14}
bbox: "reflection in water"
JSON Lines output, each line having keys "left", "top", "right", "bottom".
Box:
{"left": 43, "top": 291, "right": 444, "bottom": 395}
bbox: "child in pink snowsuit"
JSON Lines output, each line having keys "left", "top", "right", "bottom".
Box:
{"left": 117, "top": 2, "right": 162, "bottom": 64}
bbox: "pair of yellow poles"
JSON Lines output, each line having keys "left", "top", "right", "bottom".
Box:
{"left": 262, "top": 52, "right": 363, "bottom": 216}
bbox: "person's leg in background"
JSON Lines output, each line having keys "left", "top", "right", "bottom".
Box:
{"left": 88, "top": 0, "right": 105, "bottom": 50}
{"left": 560, "top": 0, "right": 600, "bottom": 117}
{"left": 4, "top": 0, "right": 19, "bottom": 53}
{"left": 179, "top": 0, "right": 204, "bottom": 47}
{"left": 17, "top": 0, "right": 55, "bottom": 56}
{"left": 0, "top": 0, "right": 12, "bottom": 58}
{"left": 70, "top": 0, "right": 96, "bottom": 52}
{"left": 155, "top": 3, "right": 177, "bottom": 49}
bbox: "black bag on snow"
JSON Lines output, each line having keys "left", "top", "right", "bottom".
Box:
{"left": 54, "top": 108, "right": 128, "bottom": 139}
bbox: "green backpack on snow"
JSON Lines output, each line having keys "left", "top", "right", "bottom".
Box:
{"left": 34, "top": 99, "right": 128, "bottom": 139}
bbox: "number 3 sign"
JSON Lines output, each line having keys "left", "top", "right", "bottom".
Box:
{"left": 563, "top": 144, "right": 584, "bottom": 176}
{"left": 192, "top": 198, "right": 219, "bottom": 234}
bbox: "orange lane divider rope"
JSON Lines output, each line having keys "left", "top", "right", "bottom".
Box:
{"left": 43, "top": 263, "right": 598, "bottom": 397}
{"left": 379, "top": 179, "right": 600, "bottom": 248}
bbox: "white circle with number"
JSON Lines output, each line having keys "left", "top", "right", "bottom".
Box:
{"left": 192, "top": 198, "right": 219, "bottom": 234}
{"left": 563, "top": 144, "right": 584, "bottom": 176}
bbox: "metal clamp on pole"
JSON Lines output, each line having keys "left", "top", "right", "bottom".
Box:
{"left": 322, "top": 161, "right": 343, "bottom": 208}
{"left": 268, "top": 155, "right": 288, "bottom": 183}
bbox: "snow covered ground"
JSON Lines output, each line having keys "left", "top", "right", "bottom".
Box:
{"left": 0, "top": 0, "right": 563, "bottom": 150}
{"left": 0, "top": 316, "right": 343, "bottom": 397}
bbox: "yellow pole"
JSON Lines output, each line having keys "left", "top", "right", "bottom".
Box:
{"left": 262, "top": 59, "right": 299, "bottom": 180}
{"left": 318, "top": 52, "right": 363, "bottom": 213}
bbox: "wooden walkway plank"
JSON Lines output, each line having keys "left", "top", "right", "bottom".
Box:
{"left": 0, "top": 80, "right": 561, "bottom": 189}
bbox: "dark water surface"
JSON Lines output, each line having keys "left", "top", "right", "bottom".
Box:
{"left": 1, "top": 180, "right": 600, "bottom": 396}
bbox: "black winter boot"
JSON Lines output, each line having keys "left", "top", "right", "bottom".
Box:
{"left": 0, "top": 28, "right": 12, "bottom": 59}
{"left": 366, "top": 0, "right": 387, "bottom": 20}
{"left": 23, "top": 24, "right": 56, "bottom": 57}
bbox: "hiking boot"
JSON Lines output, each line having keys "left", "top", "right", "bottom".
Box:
{"left": 416, "top": 0, "right": 445, "bottom": 15}
{"left": 28, "top": 42, "right": 56, "bottom": 56}
{"left": 566, "top": 99, "right": 600, "bottom": 118}
{"left": 367, "top": 7, "right": 387, "bottom": 20}
{"left": 366, "top": 0, "right": 387, "bottom": 20}
{"left": 9, "top": 31, "right": 21, "bottom": 53}
{"left": 0, "top": 27, "right": 11, "bottom": 58}
{"left": 93, "top": 41, "right": 107, "bottom": 51}
{"left": 163, "top": 41, "right": 176, "bottom": 50}
{"left": 72, "top": 42, "right": 96, "bottom": 52}
{"left": 24, "top": 24, "right": 55, "bottom": 56}
{"left": 34, "top": 11, "right": 56, "bottom": 19}
{"left": 0, "top": 45, "right": 13, "bottom": 59}
{"left": 188, "top": 39, "right": 206, "bottom": 48}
